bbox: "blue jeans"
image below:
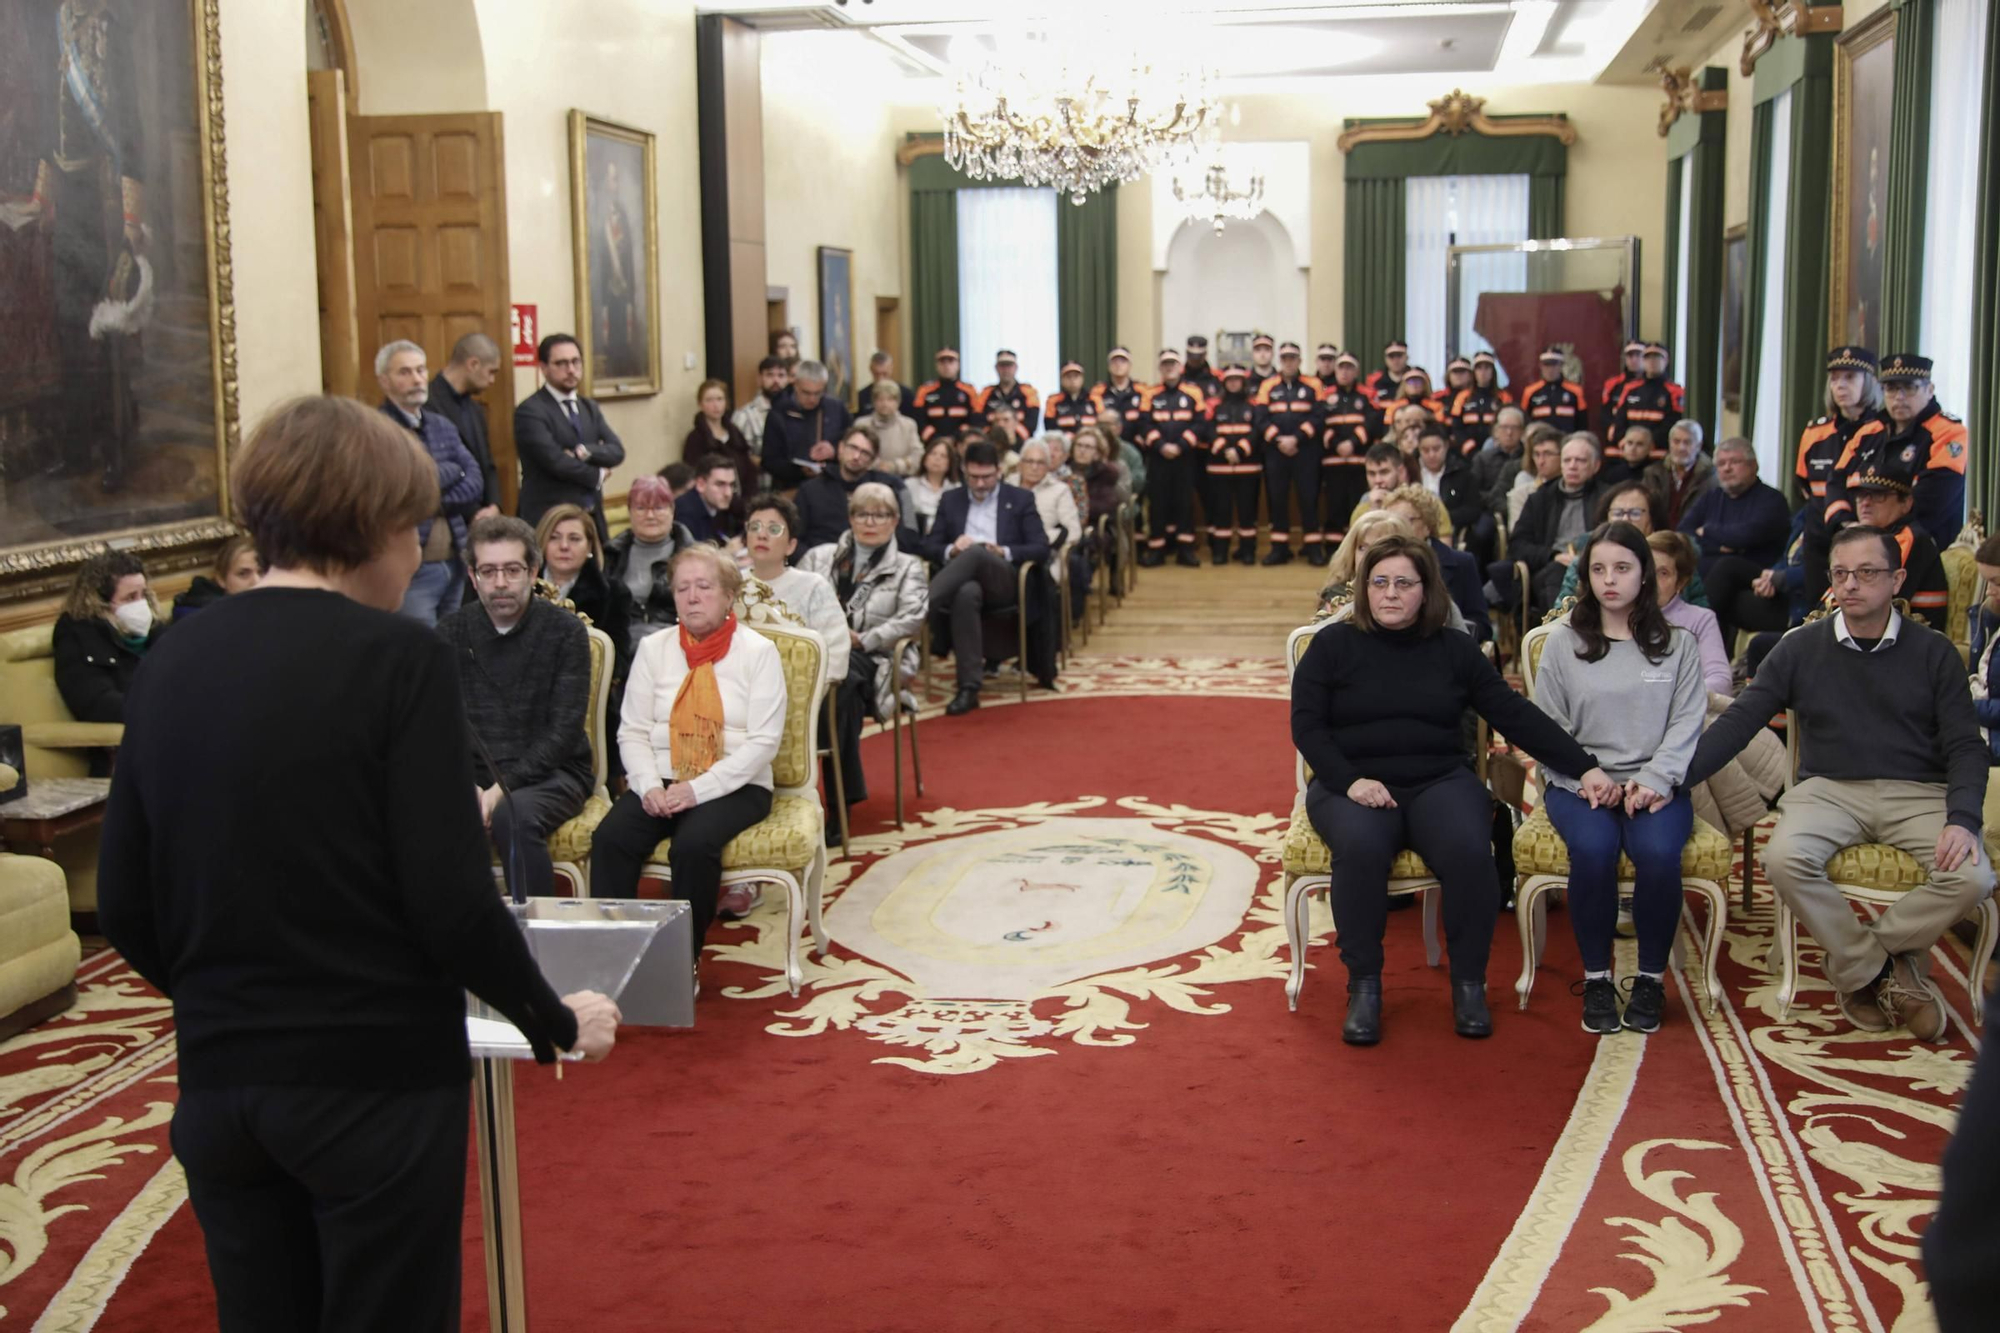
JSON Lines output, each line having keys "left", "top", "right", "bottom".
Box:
{"left": 398, "top": 560, "right": 464, "bottom": 626}
{"left": 1543, "top": 786, "right": 1693, "bottom": 975}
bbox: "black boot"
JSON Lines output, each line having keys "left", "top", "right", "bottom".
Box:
{"left": 1175, "top": 544, "right": 1201, "bottom": 568}
{"left": 1234, "top": 541, "right": 1257, "bottom": 566}
{"left": 1260, "top": 545, "right": 1292, "bottom": 566}
{"left": 1209, "top": 541, "right": 1229, "bottom": 566}
{"left": 1138, "top": 546, "right": 1165, "bottom": 568}
{"left": 1343, "top": 977, "right": 1382, "bottom": 1046}
{"left": 1304, "top": 543, "right": 1331, "bottom": 567}
{"left": 944, "top": 686, "right": 980, "bottom": 716}
{"left": 1452, "top": 979, "right": 1492, "bottom": 1038}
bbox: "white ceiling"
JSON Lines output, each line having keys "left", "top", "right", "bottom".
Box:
{"left": 694, "top": 1, "right": 1723, "bottom": 89}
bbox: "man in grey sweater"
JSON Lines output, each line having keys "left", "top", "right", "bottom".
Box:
{"left": 1686, "top": 524, "right": 1992, "bottom": 1039}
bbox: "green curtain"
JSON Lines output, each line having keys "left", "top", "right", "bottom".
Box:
{"left": 1342, "top": 177, "right": 1407, "bottom": 369}
{"left": 1779, "top": 51, "right": 1836, "bottom": 465}
{"left": 1341, "top": 119, "right": 1568, "bottom": 349}
{"left": 1665, "top": 66, "right": 1729, "bottom": 433}
{"left": 1056, "top": 187, "right": 1117, "bottom": 372}
{"left": 909, "top": 189, "right": 959, "bottom": 366}
{"left": 1741, "top": 100, "right": 1775, "bottom": 475}
{"left": 1660, "top": 161, "right": 1684, "bottom": 374}
{"left": 1972, "top": 2, "right": 2000, "bottom": 521}
{"left": 1881, "top": 0, "right": 1934, "bottom": 352}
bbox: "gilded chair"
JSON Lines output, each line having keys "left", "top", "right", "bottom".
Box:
{"left": 491, "top": 622, "right": 615, "bottom": 897}
{"left": 1772, "top": 705, "right": 1998, "bottom": 1026}
{"left": 0, "top": 763, "right": 81, "bottom": 1040}
{"left": 1281, "top": 621, "right": 1445, "bottom": 1013}
{"left": 1942, "top": 542, "right": 1977, "bottom": 665}
{"left": 1509, "top": 620, "right": 1731, "bottom": 1012}
{"left": 638, "top": 623, "right": 829, "bottom": 996}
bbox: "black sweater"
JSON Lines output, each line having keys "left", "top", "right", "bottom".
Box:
{"left": 436, "top": 596, "right": 594, "bottom": 796}
{"left": 97, "top": 587, "right": 577, "bottom": 1090}
{"left": 1686, "top": 614, "right": 1988, "bottom": 831}
{"left": 1291, "top": 621, "right": 1596, "bottom": 794}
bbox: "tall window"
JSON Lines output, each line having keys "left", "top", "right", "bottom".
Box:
{"left": 1921, "top": 0, "right": 1987, "bottom": 414}
{"left": 956, "top": 190, "right": 1059, "bottom": 406}
{"left": 1750, "top": 90, "right": 1793, "bottom": 480}
{"left": 1405, "top": 174, "right": 1529, "bottom": 377}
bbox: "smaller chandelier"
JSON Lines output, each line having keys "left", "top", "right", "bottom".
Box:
{"left": 1173, "top": 157, "right": 1265, "bottom": 234}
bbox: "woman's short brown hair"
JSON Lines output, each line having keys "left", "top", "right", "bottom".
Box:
{"left": 1349, "top": 535, "right": 1451, "bottom": 636}
{"left": 1646, "top": 529, "right": 1698, "bottom": 587}
{"left": 233, "top": 396, "right": 437, "bottom": 573}
{"left": 534, "top": 504, "right": 604, "bottom": 567}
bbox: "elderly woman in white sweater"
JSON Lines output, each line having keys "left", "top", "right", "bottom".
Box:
{"left": 590, "top": 545, "right": 787, "bottom": 964}
{"left": 1011, "top": 435, "right": 1084, "bottom": 592}
{"left": 800, "top": 481, "right": 929, "bottom": 820}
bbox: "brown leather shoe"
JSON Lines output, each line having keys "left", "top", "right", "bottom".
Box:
{"left": 1835, "top": 986, "right": 1892, "bottom": 1033}
{"left": 1878, "top": 953, "right": 1948, "bottom": 1041}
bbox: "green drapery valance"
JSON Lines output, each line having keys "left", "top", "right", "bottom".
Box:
{"left": 1342, "top": 124, "right": 1568, "bottom": 180}
{"left": 1880, "top": 0, "right": 1933, "bottom": 353}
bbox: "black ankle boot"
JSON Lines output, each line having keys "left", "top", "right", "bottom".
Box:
{"left": 1452, "top": 979, "right": 1492, "bottom": 1038}
{"left": 1343, "top": 976, "right": 1382, "bottom": 1046}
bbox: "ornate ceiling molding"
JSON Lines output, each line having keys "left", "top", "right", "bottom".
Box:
{"left": 1657, "top": 66, "right": 1730, "bottom": 138}
{"left": 896, "top": 136, "right": 945, "bottom": 167}
{"left": 1335, "top": 89, "right": 1576, "bottom": 153}
{"left": 1740, "top": 1, "right": 1844, "bottom": 77}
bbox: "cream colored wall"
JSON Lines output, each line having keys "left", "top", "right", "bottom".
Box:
{"left": 760, "top": 32, "right": 906, "bottom": 393}
{"left": 217, "top": 0, "right": 322, "bottom": 436}
{"left": 343, "top": 0, "right": 489, "bottom": 115}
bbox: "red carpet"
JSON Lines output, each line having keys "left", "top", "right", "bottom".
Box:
{"left": 7, "top": 662, "right": 1984, "bottom": 1331}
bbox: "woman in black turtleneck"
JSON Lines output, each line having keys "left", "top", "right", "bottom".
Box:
{"left": 1291, "top": 535, "right": 1615, "bottom": 1046}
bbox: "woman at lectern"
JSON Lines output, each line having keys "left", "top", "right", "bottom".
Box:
{"left": 98, "top": 395, "right": 620, "bottom": 1333}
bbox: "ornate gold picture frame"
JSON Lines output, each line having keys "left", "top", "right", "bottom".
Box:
{"left": 0, "top": 0, "right": 240, "bottom": 607}
{"left": 1829, "top": 7, "right": 1895, "bottom": 349}
{"left": 568, "top": 110, "right": 660, "bottom": 398}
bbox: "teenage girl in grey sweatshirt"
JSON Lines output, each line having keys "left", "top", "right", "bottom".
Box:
{"left": 1533, "top": 522, "right": 1708, "bottom": 1036}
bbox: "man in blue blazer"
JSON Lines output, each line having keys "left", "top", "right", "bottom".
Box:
{"left": 921, "top": 440, "right": 1051, "bottom": 714}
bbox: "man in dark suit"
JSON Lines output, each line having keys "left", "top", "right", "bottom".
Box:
{"left": 514, "top": 333, "right": 627, "bottom": 540}
{"left": 673, "top": 456, "right": 743, "bottom": 546}
{"left": 922, "top": 441, "right": 1051, "bottom": 715}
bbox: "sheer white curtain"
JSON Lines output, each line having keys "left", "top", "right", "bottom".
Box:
{"left": 1750, "top": 90, "right": 1793, "bottom": 479}
{"left": 1405, "top": 174, "right": 1529, "bottom": 377}
{"left": 956, "top": 189, "right": 1060, "bottom": 408}
{"left": 1672, "top": 155, "right": 1693, "bottom": 372}
{"left": 1921, "top": 0, "right": 1987, "bottom": 410}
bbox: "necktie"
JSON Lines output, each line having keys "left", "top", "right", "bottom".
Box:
{"left": 563, "top": 398, "right": 581, "bottom": 430}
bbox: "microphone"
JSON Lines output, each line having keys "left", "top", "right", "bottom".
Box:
{"left": 462, "top": 644, "right": 527, "bottom": 906}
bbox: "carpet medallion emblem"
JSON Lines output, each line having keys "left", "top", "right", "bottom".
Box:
{"left": 706, "top": 798, "right": 1289, "bottom": 1074}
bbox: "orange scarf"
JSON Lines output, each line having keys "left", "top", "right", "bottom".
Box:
{"left": 669, "top": 614, "right": 737, "bottom": 780}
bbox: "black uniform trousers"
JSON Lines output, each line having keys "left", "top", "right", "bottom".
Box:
{"left": 590, "top": 784, "right": 774, "bottom": 957}
{"left": 1264, "top": 442, "right": 1321, "bottom": 548}
{"left": 1703, "top": 555, "right": 1792, "bottom": 650}
{"left": 487, "top": 775, "right": 588, "bottom": 899}
{"left": 172, "top": 1081, "right": 469, "bottom": 1333}
{"left": 1145, "top": 449, "right": 1197, "bottom": 546}
{"left": 1205, "top": 467, "right": 1261, "bottom": 548}
{"left": 1304, "top": 767, "right": 1500, "bottom": 982}
{"left": 1319, "top": 456, "right": 1368, "bottom": 539}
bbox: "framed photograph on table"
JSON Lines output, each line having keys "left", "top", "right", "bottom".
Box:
{"left": 0, "top": 0, "right": 241, "bottom": 611}
{"left": 817, "top": 247, "right": 854, "bottom": 407}
{"left": 1830, "top": 8, "right": 1895, "bottom": 350}
{"left": 568, "top": 111, "right": 659, "bottom": 397}
{"left": 1721, "top": 223, "right": 1748, "bottom": 415}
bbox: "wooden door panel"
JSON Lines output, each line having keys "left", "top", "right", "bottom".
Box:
{"left": 348, "top": 111, "right": 517, "bottom": 511}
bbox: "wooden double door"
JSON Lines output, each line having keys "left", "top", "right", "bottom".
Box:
{"left": 308, "top": 71, "right": 519, "bottom": 511}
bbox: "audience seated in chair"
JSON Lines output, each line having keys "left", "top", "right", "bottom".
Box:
{"left": 590, "top": 546, "right": 787, "bottom": 966}
{"left": 1532, "top": 523, "right": 1708, "bottom": 1034}
{"left": 172, "top": 535, "right": 263, "bottom": 622}
{"left": 1503, "top": 425, "right": 1565, "bottom": 529}
{"left": 1413, "top": 423, "right": 1482, "bottom": 542}
{"left": 1011, "top": 436, "right": 1085, "bottom": 599}
{"left": 799, "top": 482, "right": 930, "bottom": 831}
{"left": 1290, "top": 534, "right": 1614, "bottom": 1046}
{"left": 605, "top": 475, "right": 697, "bottom": 656}
{"left": 437, "top": 517, "right": 594, "bottom": 900}
{"left": 1553, "top": 482, "right": 1709, "bottom": 609}
{"left": 1643, "top": 419, "right": 1717, "bottom": 530}
{"left": 1597, "top": 424, "right": 1657, "bottom": 492}
{"left": 922, "top": 440, "right": 1053, "bottom": 715}
{"left": 1685, "top": 524, "right": 1994, "bottom": 1040}
{"left": 54, "top": 550, "right": 163, "bottom": 772}
{"left": 535, "top": 503, "right": 631, "bottom": 669}
{"left": 1382, "top": 486, "right": 1488, "bottom": 639}
{"left": 907, "top": 437, "right": 962, "bottom": 538}
{"left": 674, "top": 456, "right": 746, "bottom": 547}
{"left": 1489, "top": 432, "right": 1606, "bottom": 621}
{"left": 1316, "top": 510, "right": 1416, "bottom": 619}
{"left": 1649, "top": 531, "right": 1733, "bottom": 695}
{"left": 795, "top": 422, "right": 917, "bottom": 552}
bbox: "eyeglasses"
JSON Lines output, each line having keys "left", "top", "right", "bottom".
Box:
{"left": 744, "top": 520, "right": 790, "bottom": 536}
{"left": 852, "top": 510, "right": 897, "bottom": 523}
{"left": 474, "top": 563, "right": 531, "bottom": 584}
{"left": 1367, "top": 576, "right": 1422, "bottom": 593}
{"left": 1607, "top": 507, "right": 1649, "bottom": 522}
{"left": 1829, "top": 566, "right": 1894, "bottom": 586}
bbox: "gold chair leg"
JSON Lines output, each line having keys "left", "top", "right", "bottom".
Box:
{"left": 823, "top": 693, "right": 849, "bottom": 860}
{"left": 892, "top": 696, "right": 905, "bottom": 829}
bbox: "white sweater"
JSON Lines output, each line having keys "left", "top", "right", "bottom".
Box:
{"left": 619, "top": 626, "right": 787, "bottom": 804}
{"left": 766, "top": 566, "right": 851, "bottom": 682}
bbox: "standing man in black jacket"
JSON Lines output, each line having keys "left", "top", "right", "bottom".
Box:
{"left": 437, "top": 516, "right": 594, "bottom": 900}
{"left": 428, "top": 332, "right": 505, "bottom": 520}
{"left": 515, "top": 333, "right": 626, "bottom": 540}
{"left": 763, "top": 358, "right": 852, "bottom": 489}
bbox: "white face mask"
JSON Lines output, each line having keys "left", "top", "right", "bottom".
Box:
{"left": 112, "top": 599, "right": 154, "bottom": 637}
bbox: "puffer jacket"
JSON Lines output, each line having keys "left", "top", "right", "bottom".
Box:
{"left": 798, "top": 533, "right": 929, "bottom": 719}
{"left": 1689, "top": 691, "right": 1787, "bottom": 838}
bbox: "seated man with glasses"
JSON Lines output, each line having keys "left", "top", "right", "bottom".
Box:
{"left": 794, "top": 423, "right": 916, "bottom": 552}
{"left": 1686, "top": 521, "right": 1993, "bottom": 1040}
{"left": 438, "top": 516, "right": 595, "bottom": 899}
{"left": 923, "top": 440, "right": 1052, "bottom": 715}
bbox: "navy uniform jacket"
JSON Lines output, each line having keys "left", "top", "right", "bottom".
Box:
{"left": 1827, "top": 400, "right": 1968, "bottom": 544}
{"left": 1521, "top": 378, "right": 1588, "bottom": 431}
{"left": 1207, "top": 394, "right": 1260, "bottom": 476}
{"left": 1319, "top": 384, "right": 1379, "bottom": 466}
{"left": 913, "top": 379, "right": 981, "bottom": 443}
{"left": 1135, "top": 383, "right": 1208, "bottom": 458}
{"left": 976, "top": 382, "right": 1041, "bottom": 437}
{"left": 1043, "top": 391, "right": 1094, "bottom": 433}
{"left": 920, "top": 484, "right": 1051, "bottom": 567}
{"left": 1089, "top": 382, "right": 1146, "bottom": 440}
{"left": 1256, "top": 375, "right": 1322, "bottom": 450}
{"left": 1608, "top": 377, "right": 1684, "bottom": 451}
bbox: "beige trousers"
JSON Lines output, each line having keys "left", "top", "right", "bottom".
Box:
{"left": 1761, "top": 778, "right": 1996, "bottom": 993}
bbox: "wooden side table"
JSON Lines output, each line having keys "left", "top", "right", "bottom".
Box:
{"left": 0, "top": 777, "right": 113, "bottom": 859}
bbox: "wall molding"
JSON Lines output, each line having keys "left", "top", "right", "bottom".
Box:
{"left": 1335, "top": 89, "right": 1577, "bottom": 153}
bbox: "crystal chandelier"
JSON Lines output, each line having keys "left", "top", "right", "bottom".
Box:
{"left": 1173, "top": 155, "right": 1265, "bottom": 234}
{"left": 940, "top": 27, "right": 1217, "bottom": 205}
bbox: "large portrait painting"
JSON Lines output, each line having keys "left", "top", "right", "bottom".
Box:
{"left": 568, "top": 111, "right": 659, "bottom": 397}
{"left": 0, "top": 0, "right": 238, "bottom": 603}
{"left": 1831, "top": 9, "right": 1894, "bottom": 350}
{"left": 1721, "top": 223, "right": 1747, "bottom": 415}
{"left": 817, "top": 246, "right": 853, "bottom": 406}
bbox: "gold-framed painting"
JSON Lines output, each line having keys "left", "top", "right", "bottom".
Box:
{"left": 817, "top": 246, "right": 853, "bottom": 407}
{"left": 568, "top": 110, "right": 659, "bottom": 398}
{"left": 0, "top": 0, "right": 240, "bottom": 607}
{"left": 1830, "top": 7, "right": 1895, "bottom": 350}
